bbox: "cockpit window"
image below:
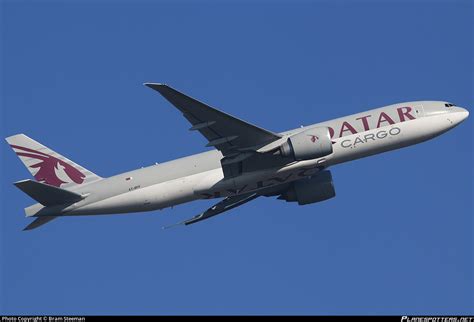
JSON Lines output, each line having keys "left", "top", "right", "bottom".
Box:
{"left": 445, "top": 103, "right": 456, "bottom": 107}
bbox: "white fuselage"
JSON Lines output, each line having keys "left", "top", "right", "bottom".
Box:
{"left": 27, "top": 101, "right": 468, "bottom": 218}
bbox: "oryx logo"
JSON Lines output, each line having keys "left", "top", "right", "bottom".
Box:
{"left": 10, "top": 145, "right": 85, "bottom": 187}
{"left": 308, "top": 134, "right": 318, "bottom": 143}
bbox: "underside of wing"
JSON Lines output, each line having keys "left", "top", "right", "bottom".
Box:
{"left": 163, "top": 169, "right": 335, "bottom": 228}
{"left": 163, "top": 192, "right": 259, "bottom": 228}
{"left": 145, "top": 83, "right": 282, "bottom": 155}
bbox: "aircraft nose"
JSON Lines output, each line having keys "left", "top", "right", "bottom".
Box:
{"left": 455, "top": 107, "right": 469, "bottom": 121}
{"left": 460, "top": 107, "right": 469, "bottom": 121}
{"left": 448, "top": 106, "right": 469, "bottom": 126}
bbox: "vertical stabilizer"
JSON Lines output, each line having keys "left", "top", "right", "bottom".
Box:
{"left": 6, "top": 134, "right": 102, "bottom": 189}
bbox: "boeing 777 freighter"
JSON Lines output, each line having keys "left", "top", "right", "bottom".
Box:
{"left": 6, "top": 84, "right": 469, "bottom": 230}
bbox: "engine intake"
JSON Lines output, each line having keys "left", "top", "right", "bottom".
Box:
{"left": 278, "top": 170, "right": 336, "bottom": 205}
{"left": 281, "top": 127, "right": 333, "bottom": 161}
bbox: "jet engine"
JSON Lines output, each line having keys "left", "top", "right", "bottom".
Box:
{"left": 280, "top": 127, "right": 333, "bottom": 161}
{"left": 278, "top": 170, "right": 335, "bottom": 205}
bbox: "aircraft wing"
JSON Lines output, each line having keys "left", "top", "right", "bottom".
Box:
{"left": 145, "top": 83, "right": 282, "bottom": 156}
{"left": 163, "top": 192, "right": 259, "bottom": 229}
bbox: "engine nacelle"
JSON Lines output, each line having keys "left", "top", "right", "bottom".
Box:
{"left": 280, "top": 127, "right": 333, "bottom": 161}
{"left": 278, "top": 170, "right": 336, "bottom": 205}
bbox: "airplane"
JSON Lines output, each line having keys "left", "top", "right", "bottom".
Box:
{"left": 5, "top": 83, "right": 469, "bottom": 230}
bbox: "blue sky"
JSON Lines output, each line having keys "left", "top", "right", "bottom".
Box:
{"left": 1, "top": 0, "right": 472, "bottom": 315}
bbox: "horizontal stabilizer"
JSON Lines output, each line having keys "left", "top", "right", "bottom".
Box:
{"left": 23, "top": 216, "right": 58, "bottom": 231}
{"left": 14, "top": 179, "right": 84, "bottom": 206}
